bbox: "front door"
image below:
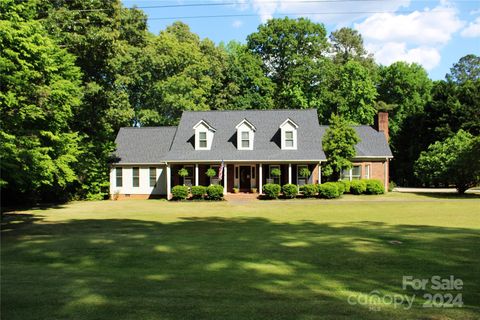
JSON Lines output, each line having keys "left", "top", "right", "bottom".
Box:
{"left": 239, "top": 166, "right": 251, "bottom": 191}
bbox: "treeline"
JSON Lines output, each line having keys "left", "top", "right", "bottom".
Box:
{"left": 1, "top": 0, "right": 479, "bottom": 203}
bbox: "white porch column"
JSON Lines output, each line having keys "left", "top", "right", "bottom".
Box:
{"left": 195, "top": 163, "right": 199, "bottom": 186}
{"left": 166, "top": 164, "right": 171, "bottom": 200}
{"left": 288, "top": 163, "right": 292, "bottom": 184}
{"left": 318, "top": 162, "right": 322, "bottom": 184}
{"left": 223, "top": 163, "right": 228, "bottom": 194}
{"left": 259, "top": 164, "right": 263, "bottom": 194}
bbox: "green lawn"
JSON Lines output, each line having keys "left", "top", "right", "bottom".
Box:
{"left": 2, "top": 193, "right": 480, "bottom": 319}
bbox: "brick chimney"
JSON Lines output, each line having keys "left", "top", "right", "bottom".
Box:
{"left": 375, "top": 112, "right": 389, "bottom": 142}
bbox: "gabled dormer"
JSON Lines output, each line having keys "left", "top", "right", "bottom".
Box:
{"left": 193, "top": 119, "right": 216, "bottom": 150}
{"left": 280, "top": 118, "right": 298, "bottom": 150}
{"left": 235, "top": 118, "right": 256, "bottom": 150}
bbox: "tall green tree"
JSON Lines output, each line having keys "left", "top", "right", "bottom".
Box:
{"left": 415, "top": 130, "right": 480, "bottom": 193}
{"left": 322, "top": 115, "right": 360, "bottom": 181}
{"left": 333, "top": 61, "right": 377, "bottom": 124}
{"left": 447, "top": 54, "right": 480, "bottom": 84}
{"left": 0, "top": 11, "right": 83, "bottom": 202}
{"left": 139, "top": 22, "right": 225, "bottom": 125}
{"left": 377, "top": 62, "right": 433, "bottom": 136}
{"left": 38, "top": 0, "right": 149, "bottom": 199}
{"left": 247, "top": 17, "right": 330, "bottom": 110}
{"left": 215, "top": 41, "right": 274, "bottom": 110}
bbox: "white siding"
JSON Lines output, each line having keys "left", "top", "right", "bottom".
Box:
{"left": 110, "top": 166, "right": 167, "bottom": 196}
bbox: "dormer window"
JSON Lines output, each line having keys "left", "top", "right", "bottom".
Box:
{"left": 241, "top": 131, "right": 250, "bottom": 148}
{"left": 285, "top": 131, "right": 294, "bottom": 147}
{"left": 193, "top": 119, "right": 216, "bottom": 150}
{"left": 280, "top": 118, "right": 298, "bottom": 150}
{"left": 199, "top": 132, "right": 207, "bottom": 148}
{"left": 235, "top": 119, "right": 256, "bottom": 150}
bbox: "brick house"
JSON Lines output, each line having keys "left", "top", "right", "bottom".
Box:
{"left": 110, "top": 109, "right": 392, "bottom": 199}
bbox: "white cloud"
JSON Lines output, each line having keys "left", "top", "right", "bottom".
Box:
{"left": 461, "top": 17, "right": 480, "bottom": 38}
{"left": 355, "top": 5, "right": 464, "bottom": 46}
{"left": 241, "top": 0, "right": 410, "bottom": 24}
{"left": 232, "top": 20, "right": 243, "bottom": 28}
{"left": 354, "top": 2, "right": 464, "bottom": 71}
{"left": 366, "top": 42, "right": 441, "bottom": 70}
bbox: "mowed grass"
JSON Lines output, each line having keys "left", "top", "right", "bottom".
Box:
{"left": 2, "top": 193, "right": 480, "bottom": 320}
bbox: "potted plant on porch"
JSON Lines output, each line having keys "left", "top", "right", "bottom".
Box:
{"left": 270, "top": 168, "right": 281, "bottom": 184}
{"left": 206, "top": 168, "right": 218, "bottom": 185}
{"left": 178, "top": 168, "right": 189, "bottom": 186}
{"left": 299, "top": 167, "right": 311, "bottom": 185}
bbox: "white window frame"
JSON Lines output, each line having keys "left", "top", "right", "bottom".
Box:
{"left": 132, "top": 167, "right": 140, "bottom": 187}
{"left": 199, "top": 132, "right": 207, "bottom": 149}
{"left": 149, "top": 167, "right": 157, "bottom": 187}
{"left": 116, "top": 167, "right": 123, "bottom": 187}
{"left": 285, "top": 131, "right": 294, "bottom": 148}
{"left": 241, "top": 131, "right": 250, "bottom": 148}
{"left": 365, "top": 164, "right": 370, "bottom": 179}
{"left": 341, "top": 165, "right": 362, "bottom": 181}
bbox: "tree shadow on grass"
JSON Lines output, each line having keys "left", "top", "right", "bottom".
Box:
{"left": 2, "top": 214, "right": 479, "bottom": 320}
{"left": 408, "top": 192, "right": 480, "bottom": 200}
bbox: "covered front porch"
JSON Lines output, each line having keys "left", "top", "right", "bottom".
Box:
{"left": 166, "top": 162, "right": 322, "bottom": 199}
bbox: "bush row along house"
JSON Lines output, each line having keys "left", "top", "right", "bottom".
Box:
{"left": 110, "top": 109, "right": 392, "bottom": 199}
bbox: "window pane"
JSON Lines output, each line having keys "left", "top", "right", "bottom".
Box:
{"left": 200, "top": 140, "right": 207, "bottom": 148}
{"left": 132, "top": 167, "right": 139, "bottom": 187}
{"left": 199, "top": 132, "right": 206, "bottom": 139}
{"left": 340, "top": 169, "right": 349, "bottom": 180}
{"left": 150, "top": 167, "right": 156, "bottom": 187}
{"left": 241, "top": 131, "right": 249, "bottom": 139}
{"left": 116, "top": 167, "right": 122, "bottom": 187}
{"left": 352, "top": 166, "right": 361, "bottom": 180}
{"left": 241, "top": 139, "right": 249, "bottom": 148}
{"left": 286, "top": 140, "right": 293, "bottom": 147}
{"left": 285, "top": 131, "right": 293, "bottom": 139}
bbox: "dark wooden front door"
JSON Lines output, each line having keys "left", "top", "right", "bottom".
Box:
{"left": 239, "top": 166, "right": 251, "bottom": 191}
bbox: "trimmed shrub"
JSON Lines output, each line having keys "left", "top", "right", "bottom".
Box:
{"left": 302, "top": 184, "right": 317, "bottom": 197}
{"left": 318, "top": 182, "right": 340, "bottom": 199}
{"left": 350, "top": 180, "right": 367, "bottom": 195}
{"left": 282, "top": 184, "right": 298, "bottom": 199}
{"left": 172, "top": 185, "right": 189, "bottom": 200}
{"left": 191, "top": 185, "right": 206, "bottom": 199}
{"left": 263, "top": 183, "right": 281, "bottom": 199}
{"left": 365, "top": 179, "right": 385, "bottom": 194}
{"left": 206, "top": 184, "right": 224, "bottom": 200}
{"left": 339, "top": 180, "right": 351, "bottom": 193}
{"left": 335, "top": 181, "right": 345, "bottom": 195}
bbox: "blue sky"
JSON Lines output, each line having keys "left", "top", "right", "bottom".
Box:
{"left": 123, "top": 0, "right": 480, "bottom": 80}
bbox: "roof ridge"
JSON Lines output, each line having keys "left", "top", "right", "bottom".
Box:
{"left": 119, "top": 126, "right": 178, "bottom": 129}
{"left": 182, "top": 109, "right": 317, "bottom": 113}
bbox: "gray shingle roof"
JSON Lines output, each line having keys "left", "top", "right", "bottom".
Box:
{"left": 165, "top": 109, "right": 326, "bottom": 161}
{"left": 112, "top": 110, "right": 393, "bottom": 164}
{"left": 318, "top": 125, "right": 393, "bottom": 158}
{"left": 113, "top": 127, "right": 177, "bottom": 164}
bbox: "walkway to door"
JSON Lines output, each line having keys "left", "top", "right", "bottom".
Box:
{"left": 224, "top": 192, "right": 259, "bottom": 202}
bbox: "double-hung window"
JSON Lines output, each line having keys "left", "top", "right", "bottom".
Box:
{"left": 341, "top": 166, "right": 362, "bottom": 181}
{"left": 116, "top": 167, "right": 122, "bottom": 187}
{"left": 285, "top": 131, "right": 294, "bottom": 148}
{"left": 149, "top": 167, "right": 156, "bottom": 187}
{"left": 199, "top": 132, "right": 207, "bottom": 148}
{"left": 132, "top": 167, "right": 140, "bottom": 187}
{"left": 241, "top": 131, "right": 250, "bottom": 148}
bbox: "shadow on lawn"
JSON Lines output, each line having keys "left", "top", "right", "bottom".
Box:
{"left": 2, "top": 214, "right": 480, "bottom": 320}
